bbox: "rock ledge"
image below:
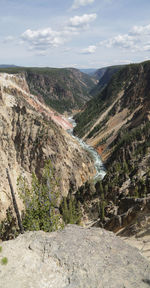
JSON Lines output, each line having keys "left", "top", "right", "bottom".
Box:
{"left": 0, "top": 225, "right": 150, "bottom": 288}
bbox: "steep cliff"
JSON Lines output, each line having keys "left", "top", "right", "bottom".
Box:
{"left": 0, "top": 73, "right": 95, "bottom": 221}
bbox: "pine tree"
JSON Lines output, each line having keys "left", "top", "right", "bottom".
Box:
{"left": 62, "top": 197, "right": 69, "bottom": 223}
{"left": 61, "top": 196, "right": 82, "bottom": 225}
{"left": 98, "top": 181, "right": 104, "bottom": 197}
{"left": 143, "top": 185, "right": 147, "bottom": 197}
{"left": 134, "top": 185, "right": 139, "bottom": 198}
{"left": 104, "top": 184, "right": 108, "bottom": 196}
{"left": 123, "top": 161, "right": 129, "bottom": 174}
{"left": 101, "top": 201, "right": 105, "bottom": 221}
{"left": 68, "top": 196, "right": 73, "bottom": 224}
{"left": 76, "top": 201, "right": 82, "bottom": 225}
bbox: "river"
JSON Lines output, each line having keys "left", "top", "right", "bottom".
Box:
{"left": 67, "top": 116, "right": 106, "bottom": 180}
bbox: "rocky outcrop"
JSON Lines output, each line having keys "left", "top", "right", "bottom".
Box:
{"left": 104, "top": 196, "right": 150, "bottom": 232}
{"left": 0, "top": 73, "right": 95, "bottom": 221}
{"left": 0, "top": 225, "right": 150, "bottom": 288}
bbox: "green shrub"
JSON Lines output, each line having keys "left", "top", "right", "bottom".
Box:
{"left": 1, "top": 257, "right": 8, "bottom": 265}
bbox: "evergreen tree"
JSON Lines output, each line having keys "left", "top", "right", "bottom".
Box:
{"left": 143, "top": 185, "right": 147, "bottom": 197}
{"left": 62, "top": 197, "right": 68, "bottom": 223}
{"left": 17, "top": 160, "right": 60, "bottom": 232}
{"left": 123, "top": 161, "right": 129, "bottom": 174}
{"left": 61, "top": 196, "right": 82, "bottom": 225}
{"left": 134, "top": 185, "right": 139, "bottom": 198}
{"left": 68, "top": 196, "right": 74, "bottom": 223}
{"left": 100, "top": 201, "right": 105, "bottom": 221}
{"left": 97, "top": 181, "right": 104, "bottom": 197}
{"left": 76, "top": 201, "right": 82, "bottom": 225}
{"left": 104, "top": 185, "right": 108, "bottom": 195}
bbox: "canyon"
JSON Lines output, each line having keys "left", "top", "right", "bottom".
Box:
{"left": 1, "top": 62, "right": 150, "bottom": 235}
{"left": 0, "top": 62, "right": 150, "bottom": 285}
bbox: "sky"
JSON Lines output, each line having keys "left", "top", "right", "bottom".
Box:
{"left": 0, "top": 0, "right": 150, "bottom": 68}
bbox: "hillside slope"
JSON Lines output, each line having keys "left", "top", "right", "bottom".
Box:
{"left": 74, "top": 61, "right": 150, "bottom": 235}
{"left": 91, "top": 65, "right": 124, "bottom": 96}
{"left": 74, "top": 61, "right": 150, "bottom": 152}
{"left": 0, "top": 67, "right": 96, "bottom": 113}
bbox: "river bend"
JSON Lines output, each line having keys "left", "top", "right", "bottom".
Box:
{"left": 67, "top": 116, "right": 106, "bottom": 180}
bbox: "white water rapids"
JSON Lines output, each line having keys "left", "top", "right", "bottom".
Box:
{"left": 67, "top": 116, "right": 106, "bottom": 180}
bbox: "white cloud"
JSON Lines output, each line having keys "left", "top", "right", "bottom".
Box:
{"left": 19, "top": 14, "right": 97, "bottom": 53}
{"left": 100, "top": 23, "right": 150, "bottom": 52}
{"left": 68, "top": 14, "right": 97, "bottom": 29}
{"left": 4, "top": 13, "right": 97, "bottom": 55}
{"left": 102, "top": 34, "right": 135, "bottom": 49}
{"left": 81, "top": 45, "right": 96, "bottom": 54}
{"left": 63, "top": 13, "right": 97, "bottom": 37}
{"left": 22, "top": 28, "right": 64, "bottom": 50}
{"left": 130, "top": 24, "right": 150, "bottom": 36}
{"left": 72, "top": 0, "right": 95, "bottom": 10}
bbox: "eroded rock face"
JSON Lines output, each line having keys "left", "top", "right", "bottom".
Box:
{"left": 0, "top": 73, "right": 95, "bottom": 220}
{"left": 0, "top": 225, "right": 150, "bottom": 288}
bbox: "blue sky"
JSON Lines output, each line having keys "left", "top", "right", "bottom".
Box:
{"left": 0, "top": 0, "right": 150, "bottom": 68}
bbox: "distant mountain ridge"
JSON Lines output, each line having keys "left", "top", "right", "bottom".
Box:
{"left": 0, "top": 66, "right": 96, "bottom": 113}
{"left": 91, "top": 65, "right": 125, "bottom": 96}
{"left": 0, "top": 65, "right": 123, "bottom": 113}
{"left": 79, "top": 68, "right": 97, "bottom": 75}
{"left": 0, "top": 64, "right": 18, "bottom": 68}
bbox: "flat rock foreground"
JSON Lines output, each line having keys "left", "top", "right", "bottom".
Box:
{"left": 0, "top": 225, "right": 150, "bottom": 288}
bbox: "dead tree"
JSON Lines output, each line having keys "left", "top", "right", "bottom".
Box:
{"left": 6, "top": 168, "right": 24, "bottom": 234}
